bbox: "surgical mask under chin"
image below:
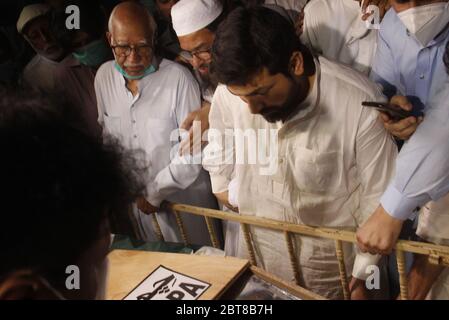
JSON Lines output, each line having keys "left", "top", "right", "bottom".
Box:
{"left": 114, "top": 62, "right": 156, "bottom": 80}
{"left": 73, "top": 39, "right": 111, "bottom": 67}
{"left": 398, "top": 2, "right": 449, "bottom": 47}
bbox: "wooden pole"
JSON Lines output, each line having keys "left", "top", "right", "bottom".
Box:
{"left": 335, "top": 240, "right": 350, "bottom": 300}
{"left": 284, "top": 231, "right": 301, "bottom": 285}
{"left": 241, "top": 223, "right": 257, "bottom": 266}
{"left": 204, "top": 216, "right": 220, "bottom": 249}
{"left": 173, "top": 210, "right": 189, "bottom": 246}
{"left": 150, "top": 213, "right": 164, "bottom": 242}
{"left": 396, "top": 249, "right": 409, "bottom": 300}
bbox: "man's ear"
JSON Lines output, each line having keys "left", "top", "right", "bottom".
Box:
{"left": 0, "top": 270, "right": 56, "bottom": 300}
{"left": 106, "top": 32, "right": 112, "bottom": 46}
{"left": 289, "top": 51, "right": 305, "bottom": 77}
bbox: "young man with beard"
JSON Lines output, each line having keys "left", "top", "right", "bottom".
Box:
{"left": 203, "top": 6, "right": 397, "bottom": 299}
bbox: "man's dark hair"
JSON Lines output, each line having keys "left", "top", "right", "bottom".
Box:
{"left": 210, "top": 6, "right": 315, "bottom": 86}
{"left": 205, "top": 10, "right": 226, "bottom": 33}
{"left": 0, "top": 89, "right": 143, "bottom": 283}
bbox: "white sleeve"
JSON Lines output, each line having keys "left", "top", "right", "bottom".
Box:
{"left": 145, "top": 69, "right": 203, "bottom": 206}
{"left": 352, "top": 90, "right": 398, "bottom": 279}
{"left": 300, "top": 1, "right": 325, "bottom": 55}
{"left": 202, "top": 86, "right": 236, "bottom": 194}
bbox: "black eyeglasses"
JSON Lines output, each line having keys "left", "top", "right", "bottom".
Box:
{"left": 179, "top": 47, "right": 211, "bottom": 61}
{"left": 111, "top": 44, "right": 153, "bottom": 57}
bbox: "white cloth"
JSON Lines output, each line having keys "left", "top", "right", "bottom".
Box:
{"left": 194, "top": 70, "right": 215, "bottom": 103}
{"left": 203, "top": 57, "right": 397, "bottom": 299}
{"left": 95, "top": 59, "right": 220, "bottom": 246}
{"left": 22, "top": 54, "right": 60, "bottom": 94}
{"left": 265, "top": 0, "right": 307, "bottom": 23}
{"left": 301, "top": 0, "right": 378, "bottom": 75}
{"left": 228, "top": 177, "right": 240, "bottom": 208}
{"left": 417, "top": 194, "right": 449, "bottom": 243}
{"left": 417, "top": 206, "right": 449, "bottom": 300}
{"left": 171, "top": 0, "right": 223, "bottom": 37}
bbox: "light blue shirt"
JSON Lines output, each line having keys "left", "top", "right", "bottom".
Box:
{"left": 371, "top": 6, "right": 449, "bottom": 220}
{"left": 381, "top": 78, "right": 449, "bottom": 220}
{"left": 370, "top": 7, "right": 449, "bottom": 107}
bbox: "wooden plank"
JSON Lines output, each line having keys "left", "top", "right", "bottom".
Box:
{"left": 249, "top": 266, "right": 326, "bottom": 300}
{"left": 106, "top": 249, "right": 249, "bottom": 300}
{"left": 169, "top": 203, "right": 449, "bottom": 260}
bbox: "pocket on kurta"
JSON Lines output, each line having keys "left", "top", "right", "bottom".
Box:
{"left": 289, "top": 147, "right": 344, "bottom": 195}
{"left": 144, "top": 118, "right": 176, "bottom": 149}
{"left": 145, "top": 118, "right": 177, "bottom": 167}
{"left": 103, "top": 114, "right": 121, "bottom": 137}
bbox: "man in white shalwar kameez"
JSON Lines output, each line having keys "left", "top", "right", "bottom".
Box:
{"left": 203, "top": 6, "right": 397, "bottom": 299}
{"left": 95, "top": 2, "right": 220, "bottom": 246}
{"left": 300, "top": 0, "right": 379, "bottom": 75}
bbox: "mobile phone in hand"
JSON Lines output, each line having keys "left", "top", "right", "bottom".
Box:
{"left": 362, "top": 101, "right": 414, "bottom": 121}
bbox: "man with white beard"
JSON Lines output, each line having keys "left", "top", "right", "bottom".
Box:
{"left": 17, "top": 4, "right": 66, "bottom": 94}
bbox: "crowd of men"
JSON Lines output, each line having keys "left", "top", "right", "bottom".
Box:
{"left": 0, "top": 0, "right": 448, "bottom": 300}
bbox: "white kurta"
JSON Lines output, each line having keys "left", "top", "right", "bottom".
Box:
{"left": 417, "top": 196, "right": 449, "bottom": 300}
{"left": 301, "top": 0, "right": 378, "bottom": 75}
{"left": 95, "top": 59, "right": 220, "bottom": 246}
{"left": 22, "top": 54, "right": 61, "bottom": 94}
{"left": 203, "top": 57, "right": 397, "bottom": 299}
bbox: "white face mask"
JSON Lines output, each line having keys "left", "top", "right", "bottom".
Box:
{"left": 398, "top": 2, "right": 449, "bottom": 47}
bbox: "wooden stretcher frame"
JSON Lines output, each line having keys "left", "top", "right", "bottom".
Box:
{"left": 149, "top": 203, "right": 449, "bottom": 300}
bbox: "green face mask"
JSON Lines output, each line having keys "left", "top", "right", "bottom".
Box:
{"left": 114, "top": 62, "right": 156, "bottom": 80}
{"left": 73, "top": 39, "right": 111, "bottom": 68}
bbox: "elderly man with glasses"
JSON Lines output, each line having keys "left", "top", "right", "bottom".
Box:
{"left": 94, "top": 1, "right": 221, "bottom": 246}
